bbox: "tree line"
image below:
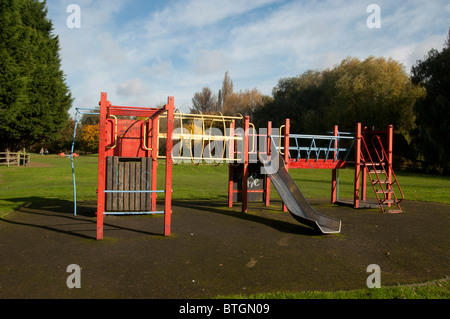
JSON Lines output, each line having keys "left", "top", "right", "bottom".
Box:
{"left": 0, "top": 2, "right": 448, "bottom": 173}
{"left": 191, "top": 32, "right": 449, "bottom": 174}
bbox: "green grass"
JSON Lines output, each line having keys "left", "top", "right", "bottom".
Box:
{"left": 219, "top": 278, "right": 450, "bottom": 299}
{"left": 2, "top": 154, "right": 448, "bottom": 215}
{"left": 1, "top": 154, "right": 449, "bottom": 299}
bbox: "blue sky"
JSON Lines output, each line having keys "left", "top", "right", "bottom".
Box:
{"left": 45, "top": 0, "right": 450, "bottom": 115}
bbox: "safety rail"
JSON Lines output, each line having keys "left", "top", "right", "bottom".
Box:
{"left": 270, "top": 133, "right": 355, "bottom": 164}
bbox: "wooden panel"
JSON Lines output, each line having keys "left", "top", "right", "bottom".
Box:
{"left": 105, "top": 156, "right": 154, "bottom": 212}
{"left": 146, "top": 157, "right": 152, "bottom": 211}
{"left": 106, "top": 156, "right": 113, "bottom": 211}
{"left": 129, "top": 162, "right": 135, "bottom": 211}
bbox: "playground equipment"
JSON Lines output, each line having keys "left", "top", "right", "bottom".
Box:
{"left": 259, "top": 152, "right": 341, "bottom": 234}
{"left": 71, "top": 92, "right": 404, "bottom": 240}
{"left": 260, "top": 119, "right": 404, "bottom": 214}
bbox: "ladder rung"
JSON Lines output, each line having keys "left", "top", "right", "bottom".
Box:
{"left": 369, "top": 170, "right": 385, "bottom": 174}
{"left": 364, "top": 162, "right": 381, "bottom": 166}
{"left": 376, "top": 189, "right": 394, "bottom": 194}
{"left": 372, "top": 180, "right": 390, "bottom": 185}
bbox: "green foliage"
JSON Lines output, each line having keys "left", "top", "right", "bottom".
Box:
{"left": 411, "top": 30, "right": 450, "bottom": 173}
{"left": 0, "top": 0, "right": 72, "bottom": 151}
{"left": 254, "top": 56, "right": 424, "bottom": 136}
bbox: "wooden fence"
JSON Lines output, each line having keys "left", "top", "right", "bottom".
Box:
{"left": 0, "top": 150, "right": 31, "bottom": 167}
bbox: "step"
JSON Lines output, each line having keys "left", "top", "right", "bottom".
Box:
{"left": 369, "top": 169, "right": 386, "bottom": 174}
{"left": 372, "top": 180, "right": 390, "bottom": 185}
{"left": 376, "top": 189, "right": 394, "bottom": 194}
{"left": 363, "top": 162, "right": 382, "bottom": 166}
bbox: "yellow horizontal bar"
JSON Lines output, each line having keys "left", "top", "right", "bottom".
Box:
{"left": 158, "top": 133, "right": 243, "bottom": 141}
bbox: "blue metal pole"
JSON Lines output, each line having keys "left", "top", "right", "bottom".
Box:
{"left": 71, "top": 110, "right": 80, "bottom": 216}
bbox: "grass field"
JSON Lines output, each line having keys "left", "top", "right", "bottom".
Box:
{"left": 1, "top": 153, "right": 449, "bottom": 217}
{"left": 1, "top": 153, "right": 449, "bottom": 299}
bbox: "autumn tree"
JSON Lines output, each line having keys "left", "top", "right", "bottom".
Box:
{"left": 80, "top": 124, "right": 99, "bottom": 152}
{"left": 218, "top": 71, "right": 233, "bottom": 111}
{"left": 223, "top": 88, "right": 264, "bottom": 117}
{"left": 190, "top": 87, "right": 218, "bottom": 114}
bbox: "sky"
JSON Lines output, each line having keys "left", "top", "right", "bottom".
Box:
{"left": 45, "top": 0, "right": 450, "bottom": 115}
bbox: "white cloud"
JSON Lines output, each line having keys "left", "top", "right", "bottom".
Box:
{"left": 45, "top": 0, "right": 450, "bottom": 115}
{"left": 117, "top": 78, "right": 147, "bottom": 96}
{"left": 142, "top": 61, "right": 173, "bottom": 78}
{"left": 192, "top": 50, "right": 231, "bottom": 75}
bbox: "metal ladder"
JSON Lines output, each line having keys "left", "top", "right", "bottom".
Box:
{"left": 361, "top": 135, "right": 404, "bottom": 213}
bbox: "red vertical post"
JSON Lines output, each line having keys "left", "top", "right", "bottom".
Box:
{"left": 265, "top": 121, "right": 272, "bottom": 207}
{"left": 354, "top": 123, "right": 361, "bottom": 209}
{"left": 282, "top": 118, "right": 290, "bottom": 212}
{"left": 331, "top": 125, "right": 338, "bottom": 204}
{"left": 242, "top": 116, "right": 250, "bottom": 213}
{"left": 361, "top": 126, "right": 368, "bottom": 202}
{"left": 361, "top": 162, "right": 367, "bottom": 202}
{"left": 228, "top": 121, "right": 235, "bottom": 208}
{"left": 96, "top": 92, "right": 109, "bottom": 240}
{"left": 387, "top": 124, "right": 393, "bottom": 205}
{"left": 151, "top": 116, "right": 159, "bottom": 212}
{"left": 164, "top": 97, "right": 174, "bottom": 236}
{"left": 228, "top": 165, "right": 234, "bottom": 208}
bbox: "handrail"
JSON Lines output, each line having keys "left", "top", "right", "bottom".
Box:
{"left": 278, "top": 125, "right": 286, "bottom": 155}
{"left": 371, "top": 135, "right": 405, "bottom": 203}
{"left": 106, "top": 115, "right": 118, "bottom": 150}
{"left": 271, "top": 133, "right": 355, "bottom": 162}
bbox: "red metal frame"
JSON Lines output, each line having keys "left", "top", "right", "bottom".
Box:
{"left": 265, "top": 121, "right": 272, "bottom": 207}
{"left": 96, "top": 92, "right": 174, "bottom": 240}
{"left": 282, "top": 119, "right": 290, "bottom": 212}
{"left": 164, "top": 97, "right": 174, "bottom": 236}
{"left": 331, "top": 125, "right": 339, "bottom": 204}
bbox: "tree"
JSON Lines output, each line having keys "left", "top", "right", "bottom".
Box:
{"left": 411, "top": 29, "right": 450, "bottom": 173}
{"left": 49, "top": 117, "right": 82, "bottom": 152}
{"left": 190, "top": 87, "right": 218, "bottom": 114}
{"left": 254, "top": 56, "right": 424, "bottom": 135}
{"left": 218, "top": 71, "right": 233, "bottom": 112}
{"left": 0, "top": 0, "right": 72, "bottom": 151}
{"left": 223, "top": 88, "right": 264, "bottom": 117}
{"left": 80, "top": 124, "right": 99, "bottom": 152}
{"left": 253, "top": 70, "right": 325, "bottom": 130}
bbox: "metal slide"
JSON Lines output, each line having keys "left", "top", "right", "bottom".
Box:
{"left": 258, "top": 153, "right": 341, "bottom": 234}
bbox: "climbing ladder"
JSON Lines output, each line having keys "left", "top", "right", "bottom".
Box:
{"left": 360, "top": 132, "right": 404, "bottom": 213}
